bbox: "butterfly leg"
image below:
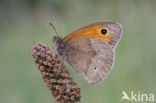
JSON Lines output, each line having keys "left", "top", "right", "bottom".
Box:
{"left": 57, "top": 57, "right": 64, "bottom": 70}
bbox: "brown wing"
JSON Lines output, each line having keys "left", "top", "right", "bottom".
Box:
{"left": 105, "top": 22, "right": 123, "bottom": 48}
{"left": 63, "top": 37, "right": 114, "bottom": 84}
{"left": 56, "top": 22, "right": 123, "bottom": 84}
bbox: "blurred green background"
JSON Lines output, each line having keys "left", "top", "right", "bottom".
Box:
{"left": 0, "top": 0, "right": 156, "bottom": 103}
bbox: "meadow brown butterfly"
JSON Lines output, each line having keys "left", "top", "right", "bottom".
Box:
{"left": 53, "top": 22, "right": 123, "bottom": 84}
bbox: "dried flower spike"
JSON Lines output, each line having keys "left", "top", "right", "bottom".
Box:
{"left": 31, "top": 43, "right": 81, "bottom": 103}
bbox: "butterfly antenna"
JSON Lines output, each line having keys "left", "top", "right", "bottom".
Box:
{"left": 49, "top": 22, "right": 59, "bottom": 36}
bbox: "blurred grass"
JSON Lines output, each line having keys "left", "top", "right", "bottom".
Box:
{"left": 0, "top": 0, "right": 156, "bottom": 103}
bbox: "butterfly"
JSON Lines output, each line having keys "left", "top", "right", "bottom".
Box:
{"left": 53, "top": 22, "right": 123, "bottom": 84}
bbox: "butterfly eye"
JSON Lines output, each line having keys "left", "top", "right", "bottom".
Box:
{"left": 101, "top": 29, "right": 107, "bottom": 35}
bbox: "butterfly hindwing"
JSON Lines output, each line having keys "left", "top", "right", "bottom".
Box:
{"left": 63, "top": 37, "right": 114, "bottom": 84}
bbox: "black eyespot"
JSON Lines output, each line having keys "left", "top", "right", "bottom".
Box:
{"left": 101, "top": 29, "right": 107, "bottom": 35}
{"left": 94, "top": 67, "right": 96, "bottom": 70}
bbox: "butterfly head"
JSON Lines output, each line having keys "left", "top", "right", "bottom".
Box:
{"left": 53, "top": 36, "right": 66, "bottom": 57}
{"left": 53, "top": 36, "right": 62, "bottom": 47}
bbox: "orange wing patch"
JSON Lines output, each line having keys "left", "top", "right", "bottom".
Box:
{"left": 63, "top": 25, "right": 111, "bottom": 44}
